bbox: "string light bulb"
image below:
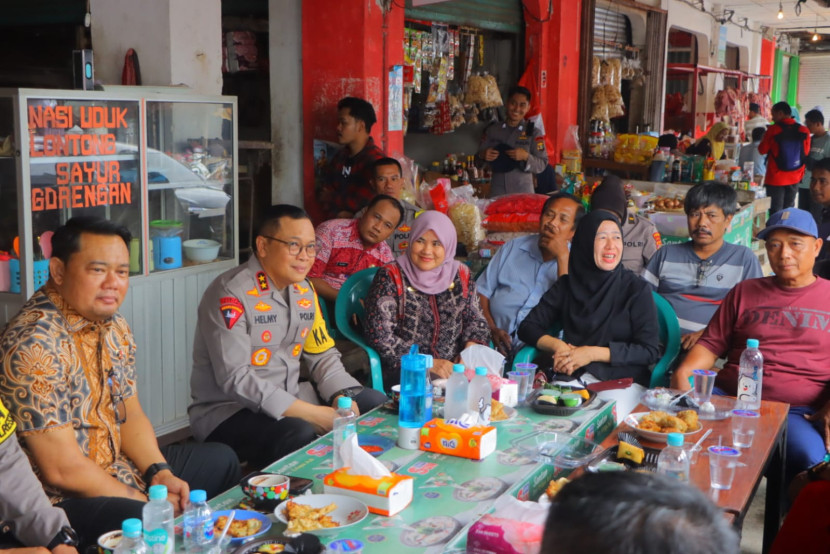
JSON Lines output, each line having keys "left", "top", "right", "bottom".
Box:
{"left": 778, "top": 2, "right": 784, "bottom": 19}
{"left": 813, "top": 31, "right": 820, "bottom": 41}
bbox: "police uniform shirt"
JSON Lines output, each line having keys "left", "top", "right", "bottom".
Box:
{"left": 188, "top": 256, "right": 359, "bottom": 441}
{"left": 621, "top": 213, "right": 662, "bottom": 276}
{"left": 478, "top": 120, "right": 549, "bottom": 197}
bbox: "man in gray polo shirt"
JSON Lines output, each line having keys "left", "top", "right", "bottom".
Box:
{"left": 644, "top": 183, "right": 762, "bottom": 351}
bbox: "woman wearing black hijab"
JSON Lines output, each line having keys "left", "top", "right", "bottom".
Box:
{"left": 518, "top": 211, "right": 660, "bottom": 387}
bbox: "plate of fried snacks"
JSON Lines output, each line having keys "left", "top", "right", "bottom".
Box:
{"left": 275, "top": 495, "right": 368, "bottom": 536}
{"left": 624, "top": 410, "right": 703, "bottom": 443}
{"left": 489, "top": 399, "right": 516, "bottom": 422}
{"left": 213, "top": 510, "right": 271, "bottom": 545}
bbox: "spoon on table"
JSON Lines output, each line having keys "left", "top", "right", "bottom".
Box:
{"left": 690, "top": 428, "right": 712, "bottom": 454}
{"left": 668, "top": 388, "right": 694, "bottom": 408}
{"left": 216, "top": 509, "right": 235, "bottom": 549}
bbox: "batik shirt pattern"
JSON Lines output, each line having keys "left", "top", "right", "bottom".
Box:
{"left": 0, "top": 284, "right": 141, "bottom": 504}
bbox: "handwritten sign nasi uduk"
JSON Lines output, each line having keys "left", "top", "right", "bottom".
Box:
{"left": 28, "top": 104, "right": 134, "bottom": 212}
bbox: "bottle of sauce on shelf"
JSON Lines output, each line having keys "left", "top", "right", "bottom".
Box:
{"left": 671, "top": 157, "right": 682, "bottom": 183}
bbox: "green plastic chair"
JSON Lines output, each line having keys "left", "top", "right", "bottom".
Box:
{"left": 650, "top": 291, "right": 681, "bottom": 388}
{"left": 316, "top": 296, "right": 340, "bottom": 340}
{"left": 334, "top": 267, "right": 384, "bottom": 394}
{"left": 510, "top": 291, "right": 681, "bottom": 389}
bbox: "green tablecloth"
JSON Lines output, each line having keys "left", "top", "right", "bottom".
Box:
{"left": 208, "top": 399, "right": 617, "bottom": 553}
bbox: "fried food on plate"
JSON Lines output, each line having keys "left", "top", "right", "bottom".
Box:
{"left": 490, "top": 399, "right": 508, "bottom": 421}
{"left": 214, "top": 516, "right": 263, "bottom": 538}
{"left": 677, "top": 409, "right": 699, "bottom": 429}
{"left": 636, "top": 410, "right": 699, "bottom": 433}
{"left": 545, "top": 477, "right": 570, "bottom": 499}
{"left": 284, "top": 500, "right": 339, "bottom": 534}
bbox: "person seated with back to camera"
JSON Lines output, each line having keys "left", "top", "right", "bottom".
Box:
{"left": 671, "top": 208, "right": 830, "bottom": 483}
{"left": 541, "top": 472, "right": 739, "bottom": 554}
{"left": 363, "top": 211, "right": 491, "bottom": 387}
{"left": 518, "top": 211, "right": 660, "bottom": 419}
{"left": 308, "top": 194, "right": 403, "bottom": 303}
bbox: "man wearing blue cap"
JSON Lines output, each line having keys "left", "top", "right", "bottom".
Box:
{"left": 672, "top": 208, "right": 830, "bottom": 482}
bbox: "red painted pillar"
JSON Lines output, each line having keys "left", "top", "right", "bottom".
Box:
{"left": 524, "top": 0, "right": 582, "bottom": 164}
{"left": 759, "top": 38, "right": 775, "bottom": 95}
{"left": 301, "top": 0, "right": 404, "bottom": 222}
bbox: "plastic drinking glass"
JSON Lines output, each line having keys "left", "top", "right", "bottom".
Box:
{"left": 507, "top": 370, "right": 531, "bottom": 403}
{"left": 513, "top": 363, "right": 537, "bottom": 398}
{"left": 708, "top": 446, "right": 741, "bottom": 490}
{"left": 731, "top": 409, "right": 760, "bottom": 448}
{"left": 692, "top": 369, "right": 717, "bottom": 404}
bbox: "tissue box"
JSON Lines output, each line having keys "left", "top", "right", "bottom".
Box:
{"left": 467, "top": 515, "right": 543, "bottom": 554}
{"left": 496, "top": 381, "right": 518, "bottom": 407}
{"left": 419, "top": 418, "right": 497, "bottom": 460}
{"left": 323, "top": 469, "right": 413, "bottom": 516}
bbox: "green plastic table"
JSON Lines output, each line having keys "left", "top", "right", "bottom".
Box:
{"left": 208, "top": 399, "right": 617, "bottom": 553}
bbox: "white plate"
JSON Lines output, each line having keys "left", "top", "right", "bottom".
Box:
{"left": 274, "top": 494, "right": 368, "bottom": 535}
{"left": 624, "top": 412, "right": 703, "bottom": 443}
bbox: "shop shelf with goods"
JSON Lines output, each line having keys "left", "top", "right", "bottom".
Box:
{"left": 0, "top": 87, "right": 238, "bottom": 435}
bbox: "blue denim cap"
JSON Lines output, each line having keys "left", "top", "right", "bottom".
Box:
{"left": 756, "top": 207, "right": 818, "bottom": 239}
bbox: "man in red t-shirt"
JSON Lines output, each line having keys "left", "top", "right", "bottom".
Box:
{"left": 758, "top": 101, "right": 811, "bottom": 215}
{"left": 672, "top": 208, "right": 830, "bottom": 481}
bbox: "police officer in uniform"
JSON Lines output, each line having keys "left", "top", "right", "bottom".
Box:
{"left": 478, "top": 86, "right": 549, "bottom": 197}
{"left": 189, "top": 205, "right": 387, "bottom": 469}
{"left": 0, "top": 400, "right": 79, "bottom": 554}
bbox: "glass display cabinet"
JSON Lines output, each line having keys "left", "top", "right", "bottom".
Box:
{"left": 0, "top": 87, "right": 238, "bottom": 432}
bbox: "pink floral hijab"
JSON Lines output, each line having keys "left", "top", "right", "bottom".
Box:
{"left": 396, "top": 210, "right": 461, "bottom": 294}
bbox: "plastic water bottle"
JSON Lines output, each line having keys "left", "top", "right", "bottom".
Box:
{"left": 738, "top": 338, "right": 763, "bottom": 410}
{"left": 182, "top": 490, "right": 214, "bottom": 554}
{"left": 115, "top": 519, "right": 147, "bottom": 554}
{"left": 398, "top": 345, "right": 429, "bottom": 449}
{"left": 657, "top": 432, "right": 690, "bottom": 482}
{"left": 444, "top": 364, "right": 469, "bottom": 420}
{"left": 425, "top": 363, "right": 434, "bottom": 422}
{"left": 399, "top": 345, "right": 428, "bottom": 427}
{"left": 468, "top": 367, "right": 492, "bottom": 425}
{"left": 143, "top": 485, "right": 174, "bottom": 554}
{"left": 332, "top": 396, "right": 356, "bottom": 470}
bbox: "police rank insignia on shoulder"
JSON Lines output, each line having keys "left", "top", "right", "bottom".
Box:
{"left": 219, "top": 297, "right": 244, "bottom": 330}
{"left": 256, "top": 271, "right": 270, "bottom": 292}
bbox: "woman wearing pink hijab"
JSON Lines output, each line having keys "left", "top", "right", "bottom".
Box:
{"left": 364, "top": 211, "right": 490, "bottom": 387}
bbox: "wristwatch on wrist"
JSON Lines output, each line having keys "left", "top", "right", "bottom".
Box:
{"left": 328, "top": 386, "right": 364, "bottom": 405}
{"left": 143, "top": 462, "right": 173, "bottom": 488}
{"left": 47, "top": 526, "right": 79, "bottom": 550}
